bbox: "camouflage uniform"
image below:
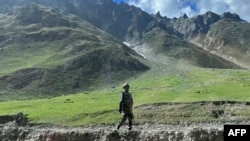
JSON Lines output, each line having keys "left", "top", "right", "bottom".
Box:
{"left": 117, "top": 84, "right": 134, "bottom": 130}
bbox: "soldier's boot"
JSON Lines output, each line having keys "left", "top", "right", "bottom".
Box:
{"left": 116, "top": 124, "right": 121, "bottom": 130}
{"left": 128, "top": 122, "right": 132, "bottom": 130}
{"left": 128, "top": 126, "right": 132, "bottom": 130}
{"left": 128, "top": 117, "right": 132, "bottom": 130}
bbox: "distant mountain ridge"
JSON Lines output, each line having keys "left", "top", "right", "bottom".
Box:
{"left": 0, "top": 0, "right": 249, "bottom": 98}
{"left": 170, "top": 11, "right": 250, "bottom": 69}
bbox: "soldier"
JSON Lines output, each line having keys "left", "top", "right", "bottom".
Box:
{"left": 116, "top": 83, "right": 134, "bottom": 130}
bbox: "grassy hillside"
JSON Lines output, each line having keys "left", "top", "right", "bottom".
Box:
{"left": 0, "top": 4, "right": 148, "bottom": 98}
{"left": 0, "top": 61, "right": 249, "bottom": 126}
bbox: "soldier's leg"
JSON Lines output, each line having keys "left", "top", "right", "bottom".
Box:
{"left": 117, "top": 113, "right": 128, "bottom": 129}
{"left": 128, "top": 113, "right": 133, "bottom": 130}
{"left": 120, "top": 113, "right": 128, "bottom": 125}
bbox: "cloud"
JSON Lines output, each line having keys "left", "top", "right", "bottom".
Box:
{"left": 126, "top": 0, "right": 250, "bottom": 22}
{"left": 129, "top": 0, "right": 180, "bottom": 17}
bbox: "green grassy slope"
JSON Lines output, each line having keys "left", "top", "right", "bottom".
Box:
{"left": 0, "top": 61, "right": 249, "bottom": 126}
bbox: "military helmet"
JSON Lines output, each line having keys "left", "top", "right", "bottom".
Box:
{"left": 123, "top": 83, "right": 129, "bottom": 88}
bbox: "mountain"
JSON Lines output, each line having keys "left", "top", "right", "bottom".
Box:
{"left": 56, "top": 0, "right": 242, "bottom": 68}
{"left": 0, "top": 0, "right": 249, "bottom": 99}
{"left": 58, "top": 1, "right": 247, "bottom": 69}
{"left": 0, "top": 3, "right": 148, "bottom": 98}
{"left": 1, "top": 0, "right": 248, "bottom": 68}
{"left": 170, "top": 11, "right": 250, "bottom": 69}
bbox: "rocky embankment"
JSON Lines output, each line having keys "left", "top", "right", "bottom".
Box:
{"left": 0, "top": 123, "right": 223, "bottom": 141}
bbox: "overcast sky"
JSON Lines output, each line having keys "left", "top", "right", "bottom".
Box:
{"left": 113, "top": 0, "right": 250, "bottom": 22}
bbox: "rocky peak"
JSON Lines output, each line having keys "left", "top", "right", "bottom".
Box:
{"left": 221, "top": 12, "right": 241, "bottom": 21}
{"left": 171, "top": 11, "right": 221, "bottom": 40}
{"left": 204, "top": 11, "right": 220, "bottom": 19}
{"left": 155, "top": 11, "right": 162, "bottom": 18}
{"left": 181, "top": 13, "right": 188, "bottom": 19}
{"left": 202, "top": 11, "right": 221, "bottom": 25}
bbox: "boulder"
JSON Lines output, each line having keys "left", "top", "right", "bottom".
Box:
{"left": 0, "top": 112, "right": 28, "bottom": 126}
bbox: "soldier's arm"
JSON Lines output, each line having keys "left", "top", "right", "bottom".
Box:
{"left": 131, "top": 93, "right": 134, "bottom": 106}
{"left": 119, "top": 92, "right": 124, "bottom": 112}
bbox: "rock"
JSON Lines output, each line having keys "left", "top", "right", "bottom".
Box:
{"left": 181, "top": 14, "right": 188, "bottom": 19}
{"left": 0, "top": 124, "right": 223, "bottom": 141}
{"left": 15, "top": 112, "right": 28, "bottom": 126}
{"left": 1, "top": 121, "right": 19, "bottom": 141}
{"left": 221, "top": 12, "right": 241, "bottom": 21}
{"left": 211, "top": 110, "right": 224, "bottom": 118}
{"left": 0, "top": 112, "right": 28, "bottom": 126}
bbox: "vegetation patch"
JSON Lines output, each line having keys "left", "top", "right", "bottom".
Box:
{"left": 0, "top": 67, "right": 249, "bottom": 126}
